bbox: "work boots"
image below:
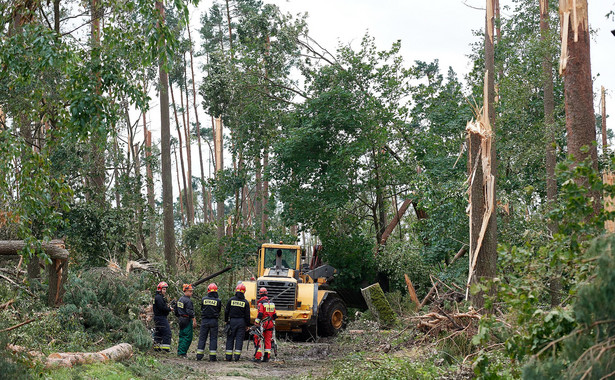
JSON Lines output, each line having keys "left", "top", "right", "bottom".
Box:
{"left": 262, "top": 353, "right": 269, "bottom": 363}
{"left": 196, "top": 354, "right": 204, "bottom": 361}
{"left": 225, "top": 354, "right": 233, "bottom": 362}
{"left": 209, "top": 355, "right": 217, "bottom": 362}
{"left": 233, "top": 354, "right": 241, "bottom": 362}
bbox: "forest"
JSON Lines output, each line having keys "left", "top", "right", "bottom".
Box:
{"left": 1, "top": 0, "right": 614, "bottom": 379}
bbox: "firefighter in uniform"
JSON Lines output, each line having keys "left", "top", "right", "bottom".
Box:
{"left": 224, "top": 283, "right": 250, "bottom": 362}
{"left": 153, "top": 282, "right": 172, "bottom": 352}
{"left": 253, "top": 287, "right": 277, "bottom": 362}
{"left": 196, "top": 283, "right": 222, "bottom": 361}
{"left": 176, "top": 284, "right": 196, "bottom": 357}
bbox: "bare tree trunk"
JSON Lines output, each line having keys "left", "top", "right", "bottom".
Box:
{"left": 53, "top": 0, "right": 60, "bottom": 33}
{"left": 261, "top": 150, "right": 269, "bottom": 235}
{"left": 186, "top": 26, "right": 208, "bottom": 223}
{"left": 540, "top": 0, "right": 561, "bottom": 307}
{"left": 143, "top": 98, "right": 155, "bottom": 251}
{"left": 174, "top": 147, "right": 186, "bottom": 228}
{"left": 183, "top": 55, "right": 195, "bottom": 225}
{"left": 255, "top": 156, "right": 262, "bottom": 235}
{"left": 470, "top": 0, "right": 498, "bottom": 309}
{"left": 89, "top": 0, "right": 105, "bottom": 206}
{"left": 602, "top": 86, "right": 608, "bottom": 155}
{"left": 560, "top": 0, "right": 598, "bottom": 208}
{"left": 170, "top": 84, "right": 190, "bottom": 226}
{"left": 215, "top": 117, "right": 224, "bottom": 241}
{"left": 156, "top": 0, "right": 176, "bottom": 273}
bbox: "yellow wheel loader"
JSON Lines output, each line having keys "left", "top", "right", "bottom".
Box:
{"left": 243, "top": 243, "right": 347, "bottom": 336}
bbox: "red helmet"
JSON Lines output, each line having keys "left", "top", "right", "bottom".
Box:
{"left": 183, "top": 284, "right": 194, "bottom": 292}
{"left": 258, "top": 287, "right": 268, "bottom": 296}
{"left": 157, "top": 282, "right": 168, "bottom": 292}
{"left": 235, "top": 283, "right": 246, "bottom": 293}
{"left": 207, "top": 283, "right": 218, "bottom": 293}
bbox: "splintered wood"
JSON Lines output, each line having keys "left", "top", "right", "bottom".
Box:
{"left": 465, "top": 71, "right": 495, "bottom": 300}
{"left": 415, "top": 309, "right": 481, "bottom": 335}
{"left": 559, "top": 0, "right": 589, "bottom": 74}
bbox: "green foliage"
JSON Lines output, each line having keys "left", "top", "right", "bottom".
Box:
{"left": 523, "top": 234, "right": 615, "bottom": 379}
{"left": 320, "top": 231, "right": 376, "bottom": 290}
{"left": 62, "top": 203, "right": 133, "bottom": 267}
{"left": 378, "top": 240, "right": 433, "bottom": 298}
{"left": 319, "top": 352, "right": 443, "bottom": 380}
{"left": 60, "top": 270, "right": 154, "bottom": 350}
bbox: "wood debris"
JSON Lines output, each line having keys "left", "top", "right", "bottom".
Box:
{"left": 414, "top": 308, "right": 481, "bottom": 335}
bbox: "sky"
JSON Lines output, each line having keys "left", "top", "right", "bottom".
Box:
{"left": 145, "top": 0, "right": 615, "bottom": 205}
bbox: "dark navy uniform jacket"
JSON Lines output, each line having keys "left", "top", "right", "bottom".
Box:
{"left": 201, "top": 293, "right": 222, "bottom": 319}
{"left": 153, "top": 293, "right": 171, "bottom": 317}
{"left": 225, "top": 292, "right": 250, "bottom": 325}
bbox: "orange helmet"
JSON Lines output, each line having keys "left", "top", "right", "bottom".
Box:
{"left": 183, "top": 284, "right": 194, "bottom": 292}
{"left": 259, "top": 287, "right": 268, "bottom": 296}
{"left": 207, "top": 283, "right": 218, "bottom": 293}
{"left": 157, "top": 282, "right": 168, "bottom": 292}
{"left": 235, "top": 283, "right": 246, "bottom": 293}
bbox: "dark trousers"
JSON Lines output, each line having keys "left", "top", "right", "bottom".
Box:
{"left": 153, "top": 315, "right": 171, "bottom": 351}
{"left": 197, "top": 318, "right": 218, "bottom": 358}
{"left": 225, "top": 318, "right": 245, "bottom": 360}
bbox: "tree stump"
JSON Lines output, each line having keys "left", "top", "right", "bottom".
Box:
{"left": 361, "top": 282, "right": 397, "bottom": 327}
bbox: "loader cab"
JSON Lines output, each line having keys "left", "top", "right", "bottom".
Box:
{"left": 258, "top": 244, "right": 301, "bottom": 278}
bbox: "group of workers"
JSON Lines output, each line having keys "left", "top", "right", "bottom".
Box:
{"left": 152, "top": 281, "right": 276, "bottom": 363}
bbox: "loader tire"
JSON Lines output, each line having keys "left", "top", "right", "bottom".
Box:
{"left": 318, "top": 296, "right": 347, "bottom": 336}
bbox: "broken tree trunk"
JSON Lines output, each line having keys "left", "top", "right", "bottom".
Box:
{"left": 0, "top": 240, "right": 68, "bottom": 259}
{"left": 361, "top": 283, "right": 397, "bottom": 327}
{"left": 559, "top": 0, "right": 599, "bottom": 213}
{"left": 404, "top": 274, "right": 420, "bottom": 308}
{"left": 466, "top": 69, "right": 497, "bottom": 307}
{"left": 0, "top": 240, "right": 69, "bottom": 307}
{"left": 380, "top": 199, "right": 412, "bottom": 245}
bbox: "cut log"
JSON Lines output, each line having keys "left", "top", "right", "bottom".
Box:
{"left": 361, "top": 283, "right": 397, "bottom": 327}
{"left": 0, "top": 240, "right": 68, "bottom": 259}
{"left": 45, "top": 343, "right": 133, "bottom": 368}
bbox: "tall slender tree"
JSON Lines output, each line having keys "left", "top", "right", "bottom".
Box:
{"left": 156, "top": 0, "right": 176, "bottom": 273}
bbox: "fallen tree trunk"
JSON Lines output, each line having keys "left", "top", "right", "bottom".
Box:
{"left": 8, "top": 343, "right": 133, "bottom": 368}
{"left": 191, "top": 265, "right": 232, "bottom": 288}
{"left": 0, "top": 240, "right": 68, "bottom": 259}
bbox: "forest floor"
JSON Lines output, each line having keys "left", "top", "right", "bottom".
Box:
{"left": 156, "top": 339, "right": 335, "bottom": 379}
{"left": 43, "top": 325, "right": 476, "bottom": 380}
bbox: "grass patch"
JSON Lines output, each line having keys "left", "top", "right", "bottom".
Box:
{"left": 41, "top": 354, "right": 206, "bottom": 380}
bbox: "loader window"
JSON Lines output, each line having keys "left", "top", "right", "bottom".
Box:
{"left": 264, "top": 248, "right": 297, "bottom": 269}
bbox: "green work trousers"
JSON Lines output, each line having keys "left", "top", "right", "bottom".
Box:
{"left": 178, "top": 322, "right": 193, "bottom": 355}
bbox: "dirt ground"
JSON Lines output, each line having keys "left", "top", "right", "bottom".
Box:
{"left": 156, "top": 338, "right": 336, "bottom": 380}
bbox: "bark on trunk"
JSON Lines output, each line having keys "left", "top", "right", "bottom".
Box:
{"left": 144, "top": 108, "right": 155, "bottom": 252}
{"left": 541, "top": 0, "right": 561, "bottom": 307}
{"left": 380, "top": 199, "right": 412, "bottom": 245}
{"left": 470, "top": 0, "right": 498, "bottom": 310}
{"left": 187, "top": 26, "right": 209, "bottom": 223}
{"left": 170, "top": 84, "right": 190, "bottom": 227}
{"left": 261, "top": 150, "right": 269, "bottom": 236}
{"left": 156, "top": 0, "right": 176, "bottom": 273}
{"left": 89, "top": 0, "right": 105, "bottom": 206}
{"left": 560, "top": 0, "right": 599, "bottom": 211}
{"left": 215, "top": 117, "right": 224, "bottom": 241}
{"left": 602, "top": 86, "right": 607, "bottom": 155}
